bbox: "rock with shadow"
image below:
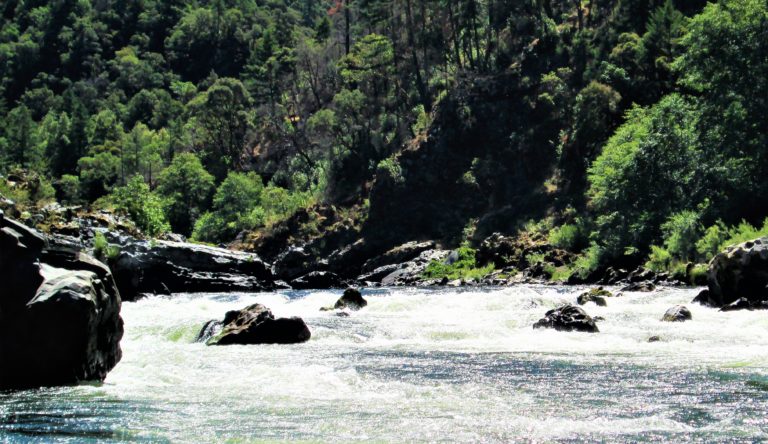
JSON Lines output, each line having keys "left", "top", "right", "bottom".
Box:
{"left": 110, "top": 238, "right": 275, "bottom": 301}
{"left": 321, "top": 288, "right": 368, "bottom": 311}
{"left": 661, "top": 305, "right": 692, "bottom": 322}
{"left": 0, "top": 210, "right": 123, "bottom": 390}
{"left": 533, "top": 304, "right": 599, "bottom": 333}
{"left": 199, "top": 303, "right": 311, "bottom": 345}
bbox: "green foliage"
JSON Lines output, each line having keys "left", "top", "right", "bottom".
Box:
{"left": 93, "top": 231, "right": 120, "bottom": 261}
{"left": 192, "top": 171, "right": 264, "bottom": 243}
{"left": 58, "top": 174, "right": 81, "bottom": 204}
{"left": 422, "top": 244, "right": 494, "bottom": 281}
{"left": 155, "top": 153, "right": 215, "bottom": 236}
{"left": 548, "top": 219, "right": 590, "bottom": 252}
{"left": 718, "top": 219, "right": 768, "bottom": 252}
{"left": 588, "top": 94, "right": 704, "bottom": 262}
{"left": 109, "top": 175, "right": 169, "bottom": 237}
{"left": 645, "top": 245, "right": 673, "bottom": 272}
{"left": 696, "top": 221, "right": 729, "bottom": 260}
{"left": 660, "top": 210, "right": 702, "bottom": 262}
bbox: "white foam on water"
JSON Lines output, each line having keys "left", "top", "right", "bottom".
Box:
{"left": 4, "top": 286, "right": 768, "bottom": 442}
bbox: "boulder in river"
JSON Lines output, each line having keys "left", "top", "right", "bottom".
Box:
{"left": 0, "top": 210, "right": 123, "bottom": 390}
{"left": 661, "top": 305, "right": 692, "bottom": 322}
{"left": 321, "top": 288, "right": 368, "bottom": 311}
{"left": 533, "top": 304, "right": 599, "bottom": 333}
{"left": 691, "top": 289, "right": 719, "bottom": 308}
{"left": 577, "top": 288, "right": 612, "bottom": 307}
{"left": 201, "top": 303, "right": 311, "bottom": 345}
{"left": 707, "top": 237, "right": 768, "bottom": 307}
{"left": 110, "top": 238, "right": 275, "bottom": 301}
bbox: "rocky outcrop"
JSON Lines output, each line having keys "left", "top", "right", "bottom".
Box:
{"left": 110, "top": 239, "right": 275, "bottom": 301}
{"left": 533, "top": 304, "right": 599, "bottom": 333}
{"left": 661, "top": 305, "right": 692, "bottom": 322}
{"left": 273, "top": 246, "right": 321, "bottom": 282}
{"left": 0, "top": 210, "right": 123, "bottom": 390}
{"left": 707, "top": 238, "right": 768, "bottom": 307}
{"left": 719, "top": 297, "right": 768, "bottom": 312}
{"left": 200, "top": 303, "right": 311, "bottom": 345}
{"left": 359, "top": 249, "right": 449, "bottom": 286}
{"left": 361, "top": 241, "right": 436, "bottom": 273}
{"left": 290, "top": 271, "right": 344, "bottom": 290}
{"left": 322, "top": 288, "right": 368, "bottom": 311}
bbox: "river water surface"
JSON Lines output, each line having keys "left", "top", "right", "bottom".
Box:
{"left": 2, "top": 286, "right": 768, "bottom": 442}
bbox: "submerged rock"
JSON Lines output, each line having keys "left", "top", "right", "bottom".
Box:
{"left": 533, "top": 304, "right": 599, "bottom": 333}
{"left": 648, "top": 336, "right": 661, "bottom": 343}
{"left": 661, "top": 305, "right": 692, "bottom": 322}
{"left": 708, "top": 237, "right": 768, "bottom": 307}
{"left": 0, "top": 210, "right": 123, "bottom": 390}
{"left": 202, "top": 303, "right": 311, "bottom": 345}
{"left": 110, "top": 239, "right": 275, "bottom": 301}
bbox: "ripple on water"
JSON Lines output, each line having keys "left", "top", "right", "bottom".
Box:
{"left": 2, "top": 286, "right": 768, "bottom": 442}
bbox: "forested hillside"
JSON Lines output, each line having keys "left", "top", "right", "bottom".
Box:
{"left": 1, "top": 0, "right": 767, "bottom": 282}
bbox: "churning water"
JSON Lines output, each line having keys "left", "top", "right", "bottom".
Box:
{"left": 2, "top": 286, "right": 768, "bottom": 442}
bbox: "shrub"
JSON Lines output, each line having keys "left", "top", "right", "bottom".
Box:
{"left": 696, "top": 221, "right": 729, "bottom": 260}
{"left": 719, "top": 219, "right": 768, "bottom": 251}
{"left": 661, "top": 210, "right": 702, "bottom": 262}
{"left": 59, "top": 174, "right": 81, "bottom": 204}
{"left": 422, "top": 243, "right": 494, "bottom": 281}
{"left": 110, "top": 175, "right": 170, "bottom": 237}
{"left": 645, "top": 245, "right": 672, "bottom": 272}
{"left": 548, "top": 218, "right": 590, "bottom": 252}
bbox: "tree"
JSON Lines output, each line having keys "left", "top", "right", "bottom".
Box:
{"left": 155, "top": 153, "right": 215, "bottom": 235}
{"left": 188, "top": 78, "right": 254, "bottom": 181}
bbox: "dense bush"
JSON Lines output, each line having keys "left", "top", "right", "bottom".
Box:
{"left": 109, "top": 175, "right": 169, "bottom": 237}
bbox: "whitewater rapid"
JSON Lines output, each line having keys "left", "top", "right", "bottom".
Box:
{"left": 2, "top": 286, "right": 768, "bottom": 442}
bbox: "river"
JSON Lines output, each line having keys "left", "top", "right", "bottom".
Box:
{"left": 2, "top": 286, "right": 768, "bottom": 442}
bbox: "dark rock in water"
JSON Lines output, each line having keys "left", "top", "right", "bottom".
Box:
{"left": 333, "top": 288, "right": 368, "bottom": 311}
{"left": 361, "top": 241, "right": 435, "bottom": 273}
{"left": 577, "top": 287, "right": 612, "bottom": 306}
{"left": 648, "top": 336, "right": 661, "bottom": 343}
{"left": 203, "top": 303, "right": 311, "bottom": 345}
{"left": 593, "top": 316, "right": 606, "bottom": 322}
{"left": 110, "top": 239, "right": 275, "bottom": 301}
{"left": 533, "top": 304, "right": 599, "bottom": 333}
{"left": 719, "top": 297, "right": 768, "bottom": 312}
{"left": 291, "top": 271, "right": 344, "bottom": 289}
{"left": 0, "top": 210, "right": 123, "bottom": 390}
{"left": 577, "top": 293, "right": 607, "bottom": 307}
{"left": 661, "top": 305, "right": 692, "bottom": 322}
{"left": 621, "top": 282, "right": 656, "bottom": 292}
{"left": 335, "top": 311, "right": 351, "bottom": 317}
{"left": 691, "top": 289, "right": 718, "bottom": 308}
{"left": 708, "top": 237, "right": 768, "bottom": 307}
